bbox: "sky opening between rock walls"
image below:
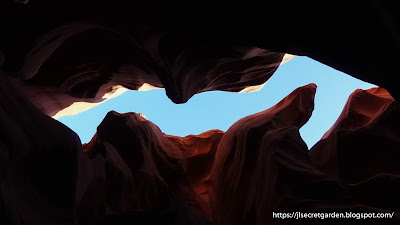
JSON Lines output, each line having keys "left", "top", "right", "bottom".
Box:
{"left": 58, "top": 56, "right": 376, "bottom": 149}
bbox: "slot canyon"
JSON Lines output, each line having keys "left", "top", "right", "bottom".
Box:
{"left": 1, "top": 1, "right": 399, "bottom": 224}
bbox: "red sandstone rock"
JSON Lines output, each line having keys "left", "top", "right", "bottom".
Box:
{"left": 81, "top": 111, "right": 186, "bottom": 217}
{"left": 79, "top": 112, "right": 222, "bottom": 224}
{"left": 0, "top": 2, "right": 285, "bottom": 117}
{"left": 167, "top": 130, "right": 224, "bottom": 219}
{"left": 1, "top": 0, "right": 399, "bottom": 102}
{"left": 310, "top": 88, "right": 400, "bottom": 183}
{"left": 211, "top": 84, "right": 317, "bottom": 225}
{"left": 3, "top": 73, "right": 400, "bottom": 224}
{"left": 3, "top": 0, "right": 400, "bottom": 119}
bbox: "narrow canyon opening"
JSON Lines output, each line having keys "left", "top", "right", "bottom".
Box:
{"left": 1, "top": 1, "right": 399, "bottom": 224}
{"left": 57, "top": 56, "right": 376, "bottom": 149}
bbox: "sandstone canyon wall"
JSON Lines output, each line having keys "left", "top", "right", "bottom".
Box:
{"left": 1, "top": 1, "right": 400, "bottom": 225}
{"left": 2, "top": 78, "right": 400, "bottom": 224}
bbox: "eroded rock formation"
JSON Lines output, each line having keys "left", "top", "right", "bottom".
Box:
{"left": 0, "top": 0, "right": 286, "bottom": 117}
{"left": 1, "top": 0, "right": 400, "bottom": 118}
{"left": 80, "top": 111, "right": 199, "bottom": 224}
{"left": 0, "top": 68, "right": 83, "bottom": 225}
{"left": 3, "top": 76, "right": 400, "bottom": 225}
{"left": 211, "top": 83, "right": 317, "bottom": 225}
{"left": 310, "top": 88, "right": 400, "bottom": 184}
{"left": 1, "top": 1, "right": 400, "bottom": 225}
{"left": 166, "top": 130, "right": 224, "bottom": 220}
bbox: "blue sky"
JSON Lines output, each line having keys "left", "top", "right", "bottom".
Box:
{"left": 58, "top": 56, "right": 375, "bottom": 148}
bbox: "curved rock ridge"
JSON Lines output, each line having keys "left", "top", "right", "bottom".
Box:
{"left": 2, "top": 0, "right": 400, "bottom": 112}
{"left": 1, "top": 1, "right": 400, "bottom": 224}
{"left": 210, "top": 85, "right": 400, "bottom": 225}
{"left": 0, "top": 65, "right": 215, "bottom": 225}
{"left": 310, "top": 88, "right": 400, "bottom": 183}
{"left": 0, "top": 68, "right": 83, "bottom": 225}
{"left": 11, "top": 34, "right": 284, "bottom": 117}
{"left": 79, "top": 112, "right": 223, "bottom": 224}
{"left": 80, "top": 111, "right": 189, "bottom": 222}
{"left": 2, "top": 75, "right": 400, "bottom": 224}
{"left": 211, "top": 83, "right": 317, "bottom": 225}
{"left": 0, "top": 1, "right": 286, "bottom": 117}
{"left": 166, "top": 130, "right": 225, "bottom": 220}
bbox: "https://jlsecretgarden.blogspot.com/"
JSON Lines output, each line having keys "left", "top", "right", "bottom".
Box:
{"left": 273, "top": 212, "right": 395, "bottom": 220}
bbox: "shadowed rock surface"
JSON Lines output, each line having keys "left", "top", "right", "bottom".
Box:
{"left": 0, "top": 0, "right": 285, "bottom": 117}
{"left": 1, "top": 0, "right": 400, "bottom": 118}
{"left": 211, "top": 83, "right": 318, "bottom": 225}
{"left": 310, "top": 87, "right": 400, "bottom": 185}
{"left": 167, "top": 130, "right": 224, "bottom": 220}
{"left": 78, "top": 111, "right": 212, "bottom": 224}
{"left": 79, "top": 116, "right": 224, "bottom": 223}
{"left": 211, "top": 86, "right": 400, "bottom": 225}
{"left": 0, "top": 66, "right": 83, "bottom": 225}
{"left": 1, "top": 1, "right": 400, "bottom": 224}
{"left": 2, "top": 73, "right": 400, "bottom": 224}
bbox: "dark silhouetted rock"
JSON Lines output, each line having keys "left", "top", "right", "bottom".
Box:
{"left": 1, "top": 0, "right": 399, "bottom": 102}
{"left": 80, "top": 111, "right": 186, "bottom": 222}
{"left": 310, "top": 87, "right": 400, "bottom": 184}
{"left": 0, "top": 68, "right": 83, "bottom": 225}
{"left": 0, "top": 0, "right": 285, "bottom": 117}
{"left": 1, "top": 2, "right": 400, "bottom": 223}
{"left": 211, "top": 84, "right": 317, "bottom": 225}
{"left": 78, "top": 112, "right": 221, "bottom": 224}
{"left": 2, "top": 75, "right": 400, "bottom": 224}
{"left": 211, "top": 84, "right": 400, "bottom": 225}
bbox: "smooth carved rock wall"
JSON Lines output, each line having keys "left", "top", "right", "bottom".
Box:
{"left": 2, "top": 0, "right": 400, "bottom": 119}
{"left": 78, "top": 84, "right": 325, "bottom": 225}
{"left": 0, "top": 0, "right": 286, "bottom": 117}
{"left": 80, "top": 111, "right": 193, "bottom": 224}
{"left": 2, "top": 71, "right": 400, "bottom": 224}
{"left": 0, "top": 0, "right": 400, "bottom": 101}
{"left": 310, "top": 87, "right": 400, "bottom": 183}
{"left": 0, "top": 70, "right": 83, "bottom": 225}
{"left": 79, "top": 114, "right": 224, "bottom": 223}
{"left": 78, "top": 84, "right": 400, "bottom": 225}
{"left": 211, "top": 83, "right": 317, "bottom": 225}
{"left": 210, "top": 87, "right": 400, "bottom": 225}
{"left": 166, "top": 130, "right": 225, "bottom": 220}
{"left": 2, "top": 1, "right": 400, "bottom": 225}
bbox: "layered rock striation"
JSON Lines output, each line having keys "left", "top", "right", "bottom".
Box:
{"left": 1, "top": 1, "right": 400, "bottom": 224}
{"left": 2, "top": 77, "right": 400, "bottom": 224}
{"left": 1, "top": 0, "right": 400, "bottom": 118}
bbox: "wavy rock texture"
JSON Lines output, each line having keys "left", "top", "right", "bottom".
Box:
{"left": 211, "top": 83, "right": 317, "bottom": 225}
{"left": 78, "top": 113, "right": 223, "bottom": 224}
{"left": 2, "top": 0, "right": 400, "bottom": 119}
{"left": 211, "top": 85, "right": 400, "bottom": 225}
{"left": 0, "top": 0, "right": 285, "bottom": 117}
{"left": 0, "top": 0, "right": 400, "bottom": 101}
{"left": 310, "top": 88, "right": 400, "bottom": 183}
{"left": 167, "top": 130, "right": 224, "bottom": 220}
{"left": 1, "top": 1, "right": 400, "bottom": 224}
{"left": 2, "top": 73, "right": 400, "bottom": 224}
